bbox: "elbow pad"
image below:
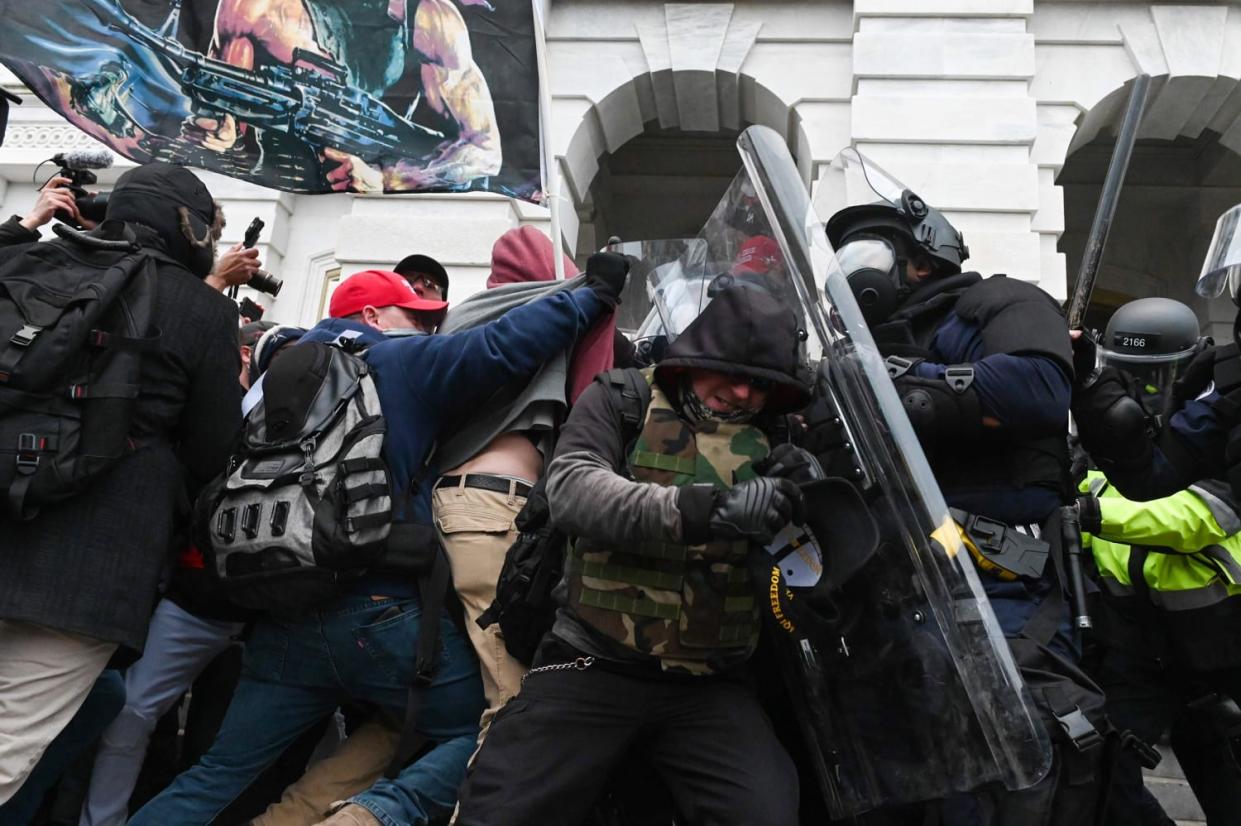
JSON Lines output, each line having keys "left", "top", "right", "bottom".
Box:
{"left": 888, "top": 359, "right": 984, "bottom": 445}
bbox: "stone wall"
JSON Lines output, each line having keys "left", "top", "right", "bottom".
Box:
{"left": 1, "top": 2, "right": 1240, "bottom": 326}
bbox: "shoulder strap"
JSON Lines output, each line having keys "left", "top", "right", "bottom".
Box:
{"left": 51, "top": 221, "right": 140, "bottom": 253}
{"left": 599, "top": 367, "right": 652, "bottom": 451}
{"left": 384, "top": 546, "right": 450, "bottom": 779}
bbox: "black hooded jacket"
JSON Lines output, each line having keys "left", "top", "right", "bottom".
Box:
{"left": 106, "top": 162, "right": 220, "bottom": 279}
{"left": 544, "top": 286, "right": 808, "bottom": 663}
{"left": 654, "top": 285, "right": 811, "bottom": 415}
{"left": 0, "top": 164, "right": 241, "bottom": 653}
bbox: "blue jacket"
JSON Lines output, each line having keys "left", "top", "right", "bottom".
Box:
{"left": 912, "top": 312, "right": 1072, "bottom": 524}
{"left": 301, "top": 287, "right": 606, "bottom": 526}
{"left": 909, "top": 309, "right": 1075, "bottom": 656}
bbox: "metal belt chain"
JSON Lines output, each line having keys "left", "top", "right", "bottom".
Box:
{"left": 522, "top": 656, "right": 594, "bottom": 684}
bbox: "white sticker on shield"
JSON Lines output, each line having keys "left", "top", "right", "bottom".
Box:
{"left": 764, "top": 524, "right": 823, "bottom": 587}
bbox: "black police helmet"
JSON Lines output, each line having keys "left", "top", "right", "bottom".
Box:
{"left": 1101, "top": 297, "right": 1204, "bottom": 393}
{"left": 1102, "top": 297, "right": 1201, "bottom": 361}
{"left": 825, "top": 190, "right": 969, "bottom": 277}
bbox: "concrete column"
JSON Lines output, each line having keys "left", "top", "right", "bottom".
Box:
{"left": 849, "top": 0, "right": 1051, "bottom": 293}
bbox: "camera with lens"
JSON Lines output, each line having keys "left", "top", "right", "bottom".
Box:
{"left": 44, "top": 149, "right": 114, "bottom": 227}
{"left": 248, "top": 269, "right": 283, "bottom": 297}
{"left": 241, "top": 217, "right": 283, "bottom": 297}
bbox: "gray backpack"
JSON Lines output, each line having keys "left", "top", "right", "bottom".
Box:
{"left": 197, "top": 338, "right": 392, "bottom": 613}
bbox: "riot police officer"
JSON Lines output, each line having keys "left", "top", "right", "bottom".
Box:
{"left": 1096, "top": 298, "right": 1204, "bottom": 415}
{"left": 1072, "top": 204, "right": 1241, "bottom": 501}
{"left": 1078, "top": 468, "right": 1241, "bottom": 826}
{"left": 1071, "top": 299, "right": 1240, "bottom": 825}
{"left": 823, "top": 163, "right": 1106, "bottom": 824}
{"left": 1072, "top": 297, "right": 1214, "bottom": 497}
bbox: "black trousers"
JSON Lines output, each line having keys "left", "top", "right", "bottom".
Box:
{"left": 1090, "top": 646, "right": 1241, "bottom": 826}
{"left": 454, "top": 660, "right": 799, "bottom": 826}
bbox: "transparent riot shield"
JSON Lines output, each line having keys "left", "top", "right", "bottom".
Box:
{"left": 608, "top": 238, "right": 712, "bottom": 344}
{"left": 726, "top": 126, "right": 1052, "bottom": 817}
{"left": 1197, "top": 203, "right": 1241, "bottom": 303}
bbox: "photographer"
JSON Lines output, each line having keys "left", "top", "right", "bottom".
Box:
{"left": 0, "top": 175, "right": 94, "bottom": 244}
{"left": 0, "top": 162, "right": 242, "bottom": 804}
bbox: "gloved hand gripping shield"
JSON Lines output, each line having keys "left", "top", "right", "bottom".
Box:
{"left": 729, "top": 126, "right": 1052, "bottom": 816}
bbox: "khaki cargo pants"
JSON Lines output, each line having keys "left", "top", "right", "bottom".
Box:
{"left": 432, "top": 479, "right": 530, "bottom": 735}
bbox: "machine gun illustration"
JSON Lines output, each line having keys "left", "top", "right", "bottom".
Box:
{"left": 111, "top": 15, "right": 443, "bottom": 164}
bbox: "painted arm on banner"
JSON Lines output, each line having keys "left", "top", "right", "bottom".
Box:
{"left": 183, "top": 0, "right": 326, "bottom": 152}
{"left": 324, "top": 0, "right": 501, "bottom": 191}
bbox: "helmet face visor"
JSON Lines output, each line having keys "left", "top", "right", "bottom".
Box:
{"left": 836, "top": 236, "right": 897, "bottom": 279}
{"left": 1198, "top": 204, "right": 1241, "bottom": 301}
{"left": 1100, "top": 348, "right": 1196, "bottom": 395}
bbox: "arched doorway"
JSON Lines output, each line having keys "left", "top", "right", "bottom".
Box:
{"left": 1057, "top": 76, "right": 1241, "bottom": 341}
{"left": 581, "top": 124, "right": 743, "bottom": 253}
{"left": 553, "top": 67, "right": 819, "bottom": 265}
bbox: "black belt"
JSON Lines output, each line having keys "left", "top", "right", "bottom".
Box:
{"left": 435, "top": 474, "right": 532, "bottom": 498}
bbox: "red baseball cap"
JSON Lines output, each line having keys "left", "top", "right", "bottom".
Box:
{"left": 329, "top": 269, "right": 450, "bottom": 319}
{"left": 732, "top": 236, "right": 784, "bottom": 275}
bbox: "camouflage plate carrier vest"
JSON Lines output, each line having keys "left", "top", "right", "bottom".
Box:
{"left": 566, "top": 371, "right": 770, "bottom": 675}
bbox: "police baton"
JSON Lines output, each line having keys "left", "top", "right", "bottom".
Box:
{"left": 1066, "top": 74, "right": 1150, "bottom": 330}
{"left": 1060, "top": 505, "right": 1092, "bottom": 630}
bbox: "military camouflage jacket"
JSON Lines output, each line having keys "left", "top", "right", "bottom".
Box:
{"left": 548, "top": 369, "right": 770, "bottom": 675}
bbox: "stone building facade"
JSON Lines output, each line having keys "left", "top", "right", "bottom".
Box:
{"left": 2, "top": 0, "right": 1240, "bottom": 336}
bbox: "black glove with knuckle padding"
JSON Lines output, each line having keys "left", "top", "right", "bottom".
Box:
{"left": 583, "top": 251, "right": 630, "bottom": 308}
{"left": 753, "top": 443, "right": 826, "bottom": 485}
{"left": 707, "top": 477, "right": 805, "bottom": 544}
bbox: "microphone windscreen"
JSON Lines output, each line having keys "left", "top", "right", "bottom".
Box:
{"left": 54, "top": 147, "right": 115, "bottom": 170}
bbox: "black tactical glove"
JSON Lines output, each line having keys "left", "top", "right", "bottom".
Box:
{"left": 1076, "top": 494, "right": 1102, "bottom": 536}
{"left": 707, "top": 477, "right": 805, "bottom": 544}
{"left": 1071, "top": 365, "right": 1153, "bottom": 470}
{"left": 1071, "top": 329, "right": 1101, "bottom": 390}
{"left": 583, "top": 251, "right": 629, "bottom": 308}
{"left": 1170, "top": 345, "right": 1216, "bottom": 413}
{"left": 753, "top": 443, "right": 826, "bottom": 485}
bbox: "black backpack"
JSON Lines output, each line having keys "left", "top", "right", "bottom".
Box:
{"left": 197, "top": 333, "right": 455, "bottom": 780}
{"left": 479, "top": 368, "right": 651, "bottom": 665}
{"left": 195, "top": 338, "right": 395, "bottom": 614}
{"left": 0, "top": 222, "right": 159, "bottom": 520}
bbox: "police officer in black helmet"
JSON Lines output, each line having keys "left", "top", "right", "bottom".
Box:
{"left": 820, "top": 150, "right": 1102, "bottom": 826}
{"left": 1072, "top": 204, "right": 1241, "bottom": 503}
{"left": 1099, "top": 299, "right": 1205, "bottom": 396}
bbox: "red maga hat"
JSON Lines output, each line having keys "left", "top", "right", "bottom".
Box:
{"left": 329, "top": 269, "right": 450, "bottom": 319}
{"left": 731, "top": 235, "right": 784, "bottom": 275}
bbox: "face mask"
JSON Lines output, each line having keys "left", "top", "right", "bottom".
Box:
{"left": 678, "top": 374, "right": 755, "bottom": 425}
{"left": 382, "top": 328, "right": 429, "bottom": 338}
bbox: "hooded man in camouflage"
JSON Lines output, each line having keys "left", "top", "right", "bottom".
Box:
{"left": 454, "top": 285, "right": 819, "bottom": 826}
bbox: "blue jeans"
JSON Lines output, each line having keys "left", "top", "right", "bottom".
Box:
{"left": 130, "top": 595, "right": 484, "bottom": 826}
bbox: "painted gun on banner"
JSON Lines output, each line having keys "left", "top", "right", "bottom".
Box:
{"left": 111, "top": 15, "right": 443, "bottom": 163}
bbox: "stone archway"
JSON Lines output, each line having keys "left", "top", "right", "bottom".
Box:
{"left": 1057, "top": 77, "right": 1241, "bottom": 339}
{"left": 545, "top": 4, "right": 825, "bottom": 258}
{"left": 1033, "top": 4, "right": 1241, "bottom": 331}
